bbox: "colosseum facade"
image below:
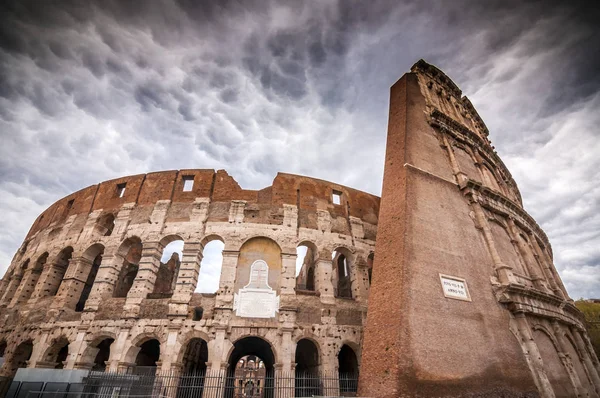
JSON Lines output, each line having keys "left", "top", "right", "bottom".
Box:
{"left": 0, "top": 60, "right": 599, "bottom": 398}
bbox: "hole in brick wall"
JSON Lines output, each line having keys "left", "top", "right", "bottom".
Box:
{"left": 193, "top": 307, "right": 204, "bottom": 321}
{"left": 66, "top": 199, "right": 74, "bottom": 210}
{"left": 332, "top": 190, "right": 342, "bottom": 205}
{"left": 116, "top": 183, "right": 126, "bottom": 198}
{"left": 182, "top": 175, "right": 194, "bottom": 192}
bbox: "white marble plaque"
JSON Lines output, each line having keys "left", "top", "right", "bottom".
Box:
{"left": 439, "top": 274, "right": 471, "bottom": 301}
{"left": 234, "top": 260, "right": 280, "bottom": 318}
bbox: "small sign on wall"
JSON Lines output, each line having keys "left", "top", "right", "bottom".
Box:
{"left": 439, "top": 274, "right": 471, "bottom": 301}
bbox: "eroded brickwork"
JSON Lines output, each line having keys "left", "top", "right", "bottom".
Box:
{"left": 358, "top": 60, "right": 600, "bottom": 398}
{"left": 0, "top": 171, "right": 377, "bottom": 387}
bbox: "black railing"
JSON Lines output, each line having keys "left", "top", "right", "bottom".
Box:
{"left": 77, "top": 368, "right": 359, "bottom": 398}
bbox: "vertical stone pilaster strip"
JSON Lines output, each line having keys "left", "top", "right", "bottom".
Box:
{"left": 169, "top": 241, "right": 203, "bottom": 317}
{"left": 83, "top": 249, "right": 123, "bottom": 312}
{"left": 551, "top": 321, "right": 585, "bottom": 396}
{"left": 512, "top": 314, "right": 556, "bottom": 398}
{"left": 280, "top": 253, "right": 297, "bottom": 296}
{"left": 216, "top": 250, "right": 239, "bottom": 307}
{"left": 572, "top": 328, "right": 600, "bottom": 396}
{"left": 316, "top": 258, "right": 334, "bottom": 305}
{"left": 123, "top": 241, "right": 163, "bottom": 318}
{"left": 470, "top": 198, "right": 516, "bottom": 285}
{"left": 52, "top": 257, "right": 93, "bottom": 309}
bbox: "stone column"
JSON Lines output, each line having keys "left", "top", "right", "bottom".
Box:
{"left": 8, "top": 268, "right": 40, "bottom": 308}
{"left": 280, "top": 253, "right": 297, "bottom": 296}
{"left": 108, "top": 328, "right": 132, "bottom": 372}
{"left": 123, "top": 241, "right": 164, "bottom": 318}
{"left": 31, "top": 258, "right": 69, "bottom": 299}
{"left": 216, "top": 250, "right": 239, "bottom": 307}
{"left": 0, "top": 274, "right": 22, "bottom": 307}
{"left": 169, "top": 242, "right": 203, "bottom": 317}
{"left": 83, "top": 247, "right": 123, "bottom": 312}
{"left": 506, "top": 219, "right": 548, "bottom": 291}
{"left": 51, "top": 256, "right": 94, "bottom": 309}
{"left": 321, "top": 340, "right": 340, "bottom": 397}
{"left": 512, "top": 314, "right": 556, "bottom": 398}
{"left": 67, "top": 326, "right": 90, "bottom": 370}
{"left": 316, "top": 258, "right": 334, "bottom": 305}
{"left": 27, "top": 331, "right": 52, "bottom": 369}
{"left": 551, "top": 321, "right": 585, "bottom": 396}
{"left": 350, "top": 255, "right": 369, "bottom": 303}
{"left": 529, "top": 232, "right": 563, "bottom": 298}
{"left": 470, "top": 198, "right": 517, "bottom": 285}
{"left": 572, "top": 328, "right": 600, "bottom": 396}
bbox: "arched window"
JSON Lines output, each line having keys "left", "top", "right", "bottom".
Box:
{"left": 151, "top": 239, "right": 184, "bottom": 297}
{"left": 196, "top": 239, "right": 224, "bottom": 293}
{"left": 114, "top": 238, "right": 142, "bottom": 298}
{"left": 296, "top": 242, "right": 317, "bottom": 292}
{"left": 333, "top": 249, "right": 352, "bottom": 298}
{"left": 96, "top": 213, "right": 116, "bottom": 237}
{"left": 295, "top": 339, "right": 321, "bottom": 397}
{"left": 367, "top": 253, "right": 374, "bottom": 286}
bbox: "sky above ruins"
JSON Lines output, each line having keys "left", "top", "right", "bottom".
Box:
{"left": 0, "top": 0, "right": 599, "bottom": 298}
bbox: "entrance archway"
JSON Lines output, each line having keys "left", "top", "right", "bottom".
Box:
{"left": 135, "top": 339, "right": 160, "bottom": 369}
{"left": 226, "top": 337, "right": 275, "bottom": 398}
{"left": 295, "top": 339, "right": 321, "bottom": 397}
{"left": 338, "top": 344, "right": 358, "bottom": 396}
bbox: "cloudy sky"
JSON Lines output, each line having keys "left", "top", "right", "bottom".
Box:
{"left": 0, "top": 0, "right": 599, "bottom": 298}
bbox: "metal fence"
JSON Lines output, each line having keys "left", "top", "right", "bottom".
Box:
{"left": 78, "top": 368, "right": 357, "bottom": 398}
{"left": 6, "top": 368, "right": 358, "bottom": 397}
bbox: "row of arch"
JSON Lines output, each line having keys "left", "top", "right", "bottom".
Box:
{"left": 0, "top": 332, "right": 359, "bottom": 395}
{"left": 0, "top": 233, "right": 375, "bottom": 312}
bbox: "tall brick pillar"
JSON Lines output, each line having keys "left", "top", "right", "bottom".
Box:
{"left": 358, "top": 69, "right": 538, "bottom": 396}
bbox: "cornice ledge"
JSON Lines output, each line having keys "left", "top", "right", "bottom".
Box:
{"left": 429, "top": 110, "right": 519, "bottom": 195}
{"left": 464, "top": 179, "right": 550, "bottom": 248}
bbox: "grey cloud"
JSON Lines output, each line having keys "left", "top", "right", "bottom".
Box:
{"left": 0, "top": 0, "right": 598, "bottom": 299}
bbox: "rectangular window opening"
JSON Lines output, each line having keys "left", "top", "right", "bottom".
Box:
{"left": 332, "top": 190, "right": 342, "bottom": 205}
{"left": 116, "top": 183, "right": 127, "bottom": 198}
{"left": 182, "top": 175, "right": 194, "bottom": 192}
{"left": 66, "top": 199, "right": 74, "bottom": 210}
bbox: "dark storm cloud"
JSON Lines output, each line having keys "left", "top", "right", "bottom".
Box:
{"left": 0, "top": 0, "right": 599, "bottom": 296}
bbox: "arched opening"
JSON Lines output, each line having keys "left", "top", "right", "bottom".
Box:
{"left": 76, "top": 244, "right": 104, "bottom": 311}
{"left": 114, "top": 237, "right": 142, "bottom": 298}
{"left": 338, "top": 345, "right": 358, "bottom": 396}
{"left": 533, "top": 329, "right": 574, "bottom": 397}
{"left": 135, "top": 339, "right": 160, "bottom": 368}
{"left": 182, "top": 338, "right": 208, "bottom": 373}
{"left": 295, "top": 339, "right": 321, "bottom": 397}
{"left": 92, "top": 338, "right": 114, "bottom": 371}
{"left": 7, "top": 340, "right": 33, "bottom": 376}
{"left": 96, "top": 213, "right": 116, "bottom": 237}
{"left": 43, "top": 337, "right": 70, "bottom": 369}
{"left": 196, "top": 239, "right": 224, "bottom": 293}
{"left": 333, "top": 249, "right": 352, "bottom": 299}
{"left": 226, "top": 337, "right": 275, "bottom": 398}
{"left": 177, "top": 338, "right": 209, "bottom": 397}
{"left": 367, "top": 253, "right": 374, "bottom": 286}
{"left": 295, "top": 243, "right": 317, "bottom": 292}
{"left": 51, "top": 247, "right": 74, "bottom": 296}
{"left": 151, "top": 239, "right": 184, "bottom": 297}
{"left": 27, "top": 253, "right": 47, "bottom": 302}
{"left": 0, "top": 340, "right": 7, "bottom": 367}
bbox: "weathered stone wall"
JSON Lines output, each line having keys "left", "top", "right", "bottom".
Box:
{"left": 359, "top": 60, "right": 600, "bottom": 398}
{"left": 0, "top": 171, "right": 377, "bottom": 379}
